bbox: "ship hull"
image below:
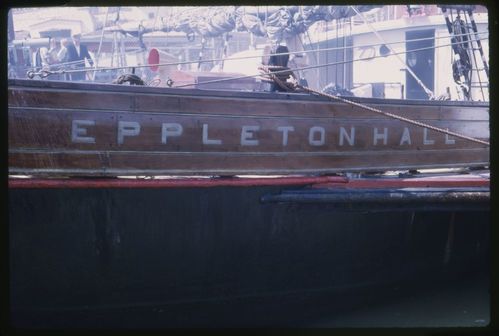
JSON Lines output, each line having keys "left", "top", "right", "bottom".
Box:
{"left": 8, "top": 79, "right": 489, "bottom": 176}
{"left": 9, "top": 176, "right": 490, "bottom": 327}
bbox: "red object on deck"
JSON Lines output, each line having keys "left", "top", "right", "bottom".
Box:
{"left": 8, "top": 174, "right": 489, "bottom": 189}
{"left": 148, "top": 48, "right": 160, "bottom": 72}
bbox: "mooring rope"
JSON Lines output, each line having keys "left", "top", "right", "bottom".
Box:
{"left": 259, "top": 67, "right": 490, "bottom": 147}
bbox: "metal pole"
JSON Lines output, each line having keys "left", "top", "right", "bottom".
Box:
{"left": 93, "top": 7, "right": 110, "bottom": 81}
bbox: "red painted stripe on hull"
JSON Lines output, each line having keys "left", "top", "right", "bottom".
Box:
{"left": 8, "top": 176, "right": 348, "bottom": 189}
{"left": 8, "top": 175, "right": 489, "bottom": 189}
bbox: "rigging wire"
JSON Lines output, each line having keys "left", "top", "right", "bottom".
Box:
{"left": 26, "top": 35, "right": 489, "bottom": 95}
{"left": 335, "top": 19, "right": 339, "bottom": 87}
{"left": 466, "top": 9, "right": 489, "bottom": 78}
{"left": 326, "top": 21, "right": 329, "bottom": 86}
{"left": 464, "top": 12, "right": 485, "bottom": 101}
{"left": 27, "top": 37, "right": 489, "bottom": 85}
{"left": 351, "top": 6, "right": 434, "bottom": 99}
{"left": 25, "top": 30, "right": 487, "bottom": 77}
{"left": 93, "top": 6, "right": 110, "bottom": 81}
{"left": 304, "top": 29, "right": 320, "bottom": 88}
{"left": 172, "top": 37, "right": 489, "bottom": 88}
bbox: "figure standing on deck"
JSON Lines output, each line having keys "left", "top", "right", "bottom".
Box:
{"left": 66, "top": 33, "right": 94, "bottom": 81}
{"left": 46, "top": 37, "right": 62, "bottom": 80}
{"left": 259, "top": 45, "right": 298, "bottom": 92}
{"left": 30, "top": 45, "right": 47, "bottom": 72}
{"left": 57, "top": 38, "right": 71, "bottom": 80}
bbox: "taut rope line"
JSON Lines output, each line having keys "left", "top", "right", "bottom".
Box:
{"left": 259, "top": 67, "right": 489, "bottom": 147}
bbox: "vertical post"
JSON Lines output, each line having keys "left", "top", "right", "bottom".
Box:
{"left": 93, "top": 7, "right": 110, "bottom": 81}
{"left": 197, "top": 37, "right": 206, "bottom": 71}
{"left": 120, "top": 32, "right": 126, "bottom": 67}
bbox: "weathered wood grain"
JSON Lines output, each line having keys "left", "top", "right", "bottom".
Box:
{"left": 8, "top": 79, "right": 490, "bottom": 176}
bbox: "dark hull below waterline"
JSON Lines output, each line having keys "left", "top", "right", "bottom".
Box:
{"left": 8, "top": 79, "right": 489, "bottom": 176}
{"left": 9, "top": 183, "right": 489, "bottom": 327}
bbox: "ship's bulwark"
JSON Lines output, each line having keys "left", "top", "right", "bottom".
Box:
{"left": 8, "top": 79, "right": 489, "bottom": 176}
{"left": 9, "top": 184, "right": 489, "bottom": 327}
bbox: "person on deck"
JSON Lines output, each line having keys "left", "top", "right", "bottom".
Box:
{"left": 57, "top": 38, "right": 69, "bottom": 63}
{"left": 30, "top": 46, "right": 43, "bottom": 71}
{"left": 66, "top": 33, "right": 94, "bottom": 81}
{"left": 46, "top": 37, "right": 62, "bottom": 80}
{"left": 261, "top": 45, "right": 298, "bottom": 92}
{"left": 57, "top": 38, "right": 71, "bottom": 80}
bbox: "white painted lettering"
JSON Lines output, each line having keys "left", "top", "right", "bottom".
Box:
{"left": 309, "top": 126, "right": 325, "bottom": 146}
{"left": 241, "top": 125, "right": 260, "bottom": 146}
{"left": 161, "top": 123, "right": 183, "bottom": 144}
{"left": 118, "top": 121, "right": 141, "bottom": 145}
{"left": 399, "top": 127, "right": 412, "bottom": 145}
{"left": 373, "top": 127, "right": 388, "bottom": 145}
{"left": 71, "top": 120, "right": 95, "bottom": 144}
{"left": 277, "top": 126, "right": 294, "bottom": 146}
{"left": 423, "top": 128, "right": 435, "bottom": 145}
{"left": 339, "top": 127, "right": 355, "bottom": 146}
{"left": 202, "top": 124, "right": 222, "bottom": 145}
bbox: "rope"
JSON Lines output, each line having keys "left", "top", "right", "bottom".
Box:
{"left": 259, "top": 65, "right": 296, "bottom": 92}
{"left": 112, "top": 73, "right": 145, "bottom": 85}
{"left": 259, "top": 67, "right": 489, "bottom": 147}
{"left": 298, "top": 87, "right": 489, "bottom": 146}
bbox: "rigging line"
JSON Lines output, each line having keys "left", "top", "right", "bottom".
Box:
{"left": 335, "top": 18, "right": 339, "bottom": 87}
{"left": 28, "top": 36, "right": 488, "bottom": 79}
{"left": 116, "top": 30, "right": 488, "bottom": 68}
{"left": 326, "top": 20, "right": 329, "bottom": 86}
{"left": 93, "top": 6, "right": 110, "bottom": 81}
{"left": 172, "top": 37, "right": 488, "bottom": 88}
{"left": 351, "top": 6, "right": 434, "bottom": 99}
{"left": 296, "top": 34, "right": 310, "bottom": 80}
{"left": 152, "top": 7, "right": 160, "bottom": 31}
{"left": 343, "top": 18, "right": 347, "bottom": 89}
{"left": 464, "top": 13, "right": 485, "bottom": 101}
{"left": 26, "top": 30, "right": 487, "bottom": 75}
{"left": 304, "top": 29, "right": 320, "bottom": 88}
{"left": 467, "top": 9, "right": 489, "bottom": 78}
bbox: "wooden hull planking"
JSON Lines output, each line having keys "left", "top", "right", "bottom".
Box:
{"left": 8, "top": 79, "right": 489, "bottom": 176}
